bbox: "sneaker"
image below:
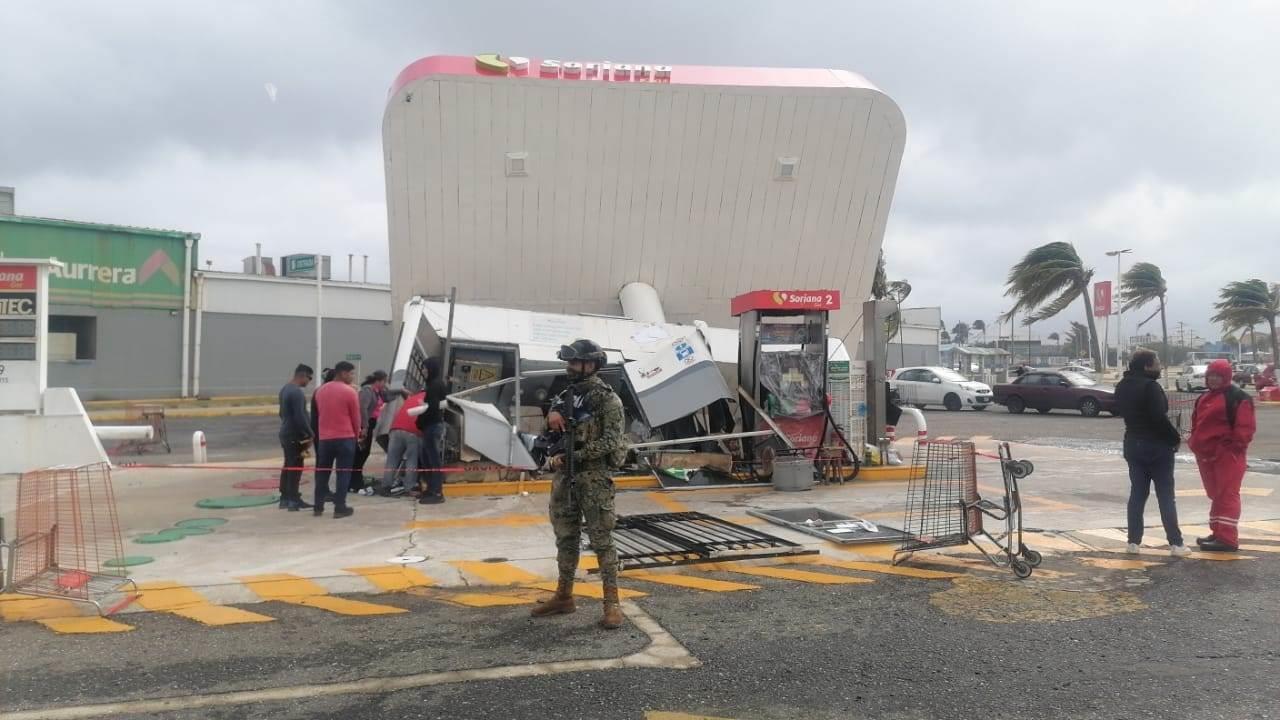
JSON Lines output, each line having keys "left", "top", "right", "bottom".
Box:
{"left": 417, "top": 493, "right": 446, "bottom": 505}
{"left": 1126, "top": 543, "right": 1141, "bottom": 554}
{"left": 388, "top": 483, "right": 407, "bottom": 497}
{"left": 359, "top": 487, "right": 375, "bottom": 497}
{"left": 334, "top": 506, "right": 355, "bottom": 519}
{"left": 1169, "top": 544, "right": 1193, "bottom": 557}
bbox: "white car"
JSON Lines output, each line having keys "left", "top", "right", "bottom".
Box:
{"left": 1058, "top": 364, "right": 1095, "bottom": 376}
{"left": 890, "top": 366, "right": 994, "bottom": 411}
{"left": 1175, "top": 364, "right": 1208, "bottom": 392}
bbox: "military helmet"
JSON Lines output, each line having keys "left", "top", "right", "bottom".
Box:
{"left": 558, "top": 338, "right": 607, "bottom": 364}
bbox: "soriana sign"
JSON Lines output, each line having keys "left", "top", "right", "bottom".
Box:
{"left": 731, "top": 290, "right": 841, "bottom": 316}
{"left": 0, "top": 265, "right": 36, "bottom": 291}
{"left": 475, "top": 53, "right": 673, "bottom": 81}
{"left": 1093, "top": 281, "right": 1112, "bottom": 318}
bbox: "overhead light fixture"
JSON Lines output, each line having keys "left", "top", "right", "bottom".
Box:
{"left": 775, "top": 156, "right": 799, "bottom": 181}
{"left": 506, "top": 151, "right": 528, "bottom": 177}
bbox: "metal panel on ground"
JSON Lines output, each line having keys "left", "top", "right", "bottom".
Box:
{"left": 747, "top": 507, "right": 907, "bottom": 544}
{"left": 604, "top": 512, "right": 815, "bottom": 570}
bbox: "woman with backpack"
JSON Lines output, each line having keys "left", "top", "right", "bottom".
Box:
{"left": 1189, "top": 359, "right": 1257, "bottom": 552}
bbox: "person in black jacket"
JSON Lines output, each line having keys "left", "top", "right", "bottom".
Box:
{"left": 415, "top": 357, "right": 450, "bottom": 505}
{"left": 1114, "top": 349, "right": 1191, "bottom": 556}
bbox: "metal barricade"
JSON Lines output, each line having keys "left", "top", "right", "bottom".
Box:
{"left": 8, "top": 463, "right": 136, "bottom": 615}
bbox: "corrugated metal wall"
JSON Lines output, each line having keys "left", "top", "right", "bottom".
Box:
{"left": 384, "top": 75, "right": 905, "bottom": 341}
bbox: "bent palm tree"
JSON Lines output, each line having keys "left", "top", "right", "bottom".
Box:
{"left": 951, "top": 321, "right": 970, "bottom": 345}
{"left": 1119, "top": 262, "right": 1170, "bottom": 364}
{"left": 1213, "top": 279, "right": 1280, "bottom": 364}
{"left": 1048, "top": 331, "right": 1061, "bottom": 345}
{"left": 971, "top": 319, "right": 986, "bottom": 344}
{"left": 1003, "top": 242, "right": 1102, "bottom": 366}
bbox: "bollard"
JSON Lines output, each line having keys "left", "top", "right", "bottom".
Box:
{"left": 900, "top": 406, "right": 928, "bottom": 442}
{"left": 192, "top": 431, "right": 207, "bottom": 464}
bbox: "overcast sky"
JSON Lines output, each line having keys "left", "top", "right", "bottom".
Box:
{"left": 4, "top": 1, "right": 1278, "bottom": 343}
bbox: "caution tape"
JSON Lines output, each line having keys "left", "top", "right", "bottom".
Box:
{"left": 112, "top": 462, "right": 532, "bottom": 475}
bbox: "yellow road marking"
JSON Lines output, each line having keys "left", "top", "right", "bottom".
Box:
{"left": 1239, "top": 544, "right": 1280, "bottom": 554}
{"left": 240, "top": 573, "right": 407, "bottom": 615}
{"left": 978, "top": 483, "right": 1083, "bottom": 512}
{"left": 134, "top": 582, "right": 274, "bottom": 626}
{"left": 895, "top": 552, "right": 1074, "bottom": 579}
{"left": 448, "top": 560, "right": 543, "bottom": 586}
{"left": 448, "top": 592, "right": 542, "bottom": 607}
{"left": 1078, "top": 531, "right": 1257, "bottom": 561}
{"left": 793, "top": 556, "right": 961, "bottom": 579}
{"left": 1179, "top": 524, "right": 1273, "bottom": 543}
{"left": 718, "top": 514, "right": 765, "bottom": 525}
{"left": 0, "top": 594, "right": 83, "bottom": 621}
{"left": 36, "top": 616, "right": 134, "bottom": 634}
{"left": 345, "top": 566, "right": 435, "bottom": 592}
{"left": 836, "top": 541, "right": 899, "bottom": 560}
{"left": 1176, "top": 487, "right": 1273, "bottom": 497}
{"left": 1023, "top": 534, "right": 1098, "bottom": 552}
{"left": 1077, "top": 557, "right": 1165, "bottom": 570}
{"left": 524, "top": 581, "right": 647, "bottom": 599}
{"left": 580, "top": 556, "right": 599, "bottom": 571}
{"left": 403, "top": 513, "right": 546, "bottom": 530}
{"left": 718, "top": 564, "right": 873, "bottom": 585}
{"left": 646, "top": 491, "right": 692, "bottom": 513}
{"left": 1241, "top": 520, "right": 1280, "bottom": 535}
{"left": 625, "top": 572, "right": 759, "bottom": 592}
{"left": 650, "top": 707, "right": 742, "bottom": 712}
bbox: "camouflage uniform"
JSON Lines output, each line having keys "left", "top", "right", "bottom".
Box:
{"left": 549, "top": 373, "right": 626, "bottom": 586}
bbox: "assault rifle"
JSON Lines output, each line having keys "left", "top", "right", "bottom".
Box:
{"left": 530, "top": 386, "right": 591, "bottom": 479}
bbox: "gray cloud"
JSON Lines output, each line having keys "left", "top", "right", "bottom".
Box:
{"left": 3, "top": 0, "right": 1277, "bottom": 342}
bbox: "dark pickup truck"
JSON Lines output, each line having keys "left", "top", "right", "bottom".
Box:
{"left": 993, "top": 370, "right": 1117, "bottom": 417}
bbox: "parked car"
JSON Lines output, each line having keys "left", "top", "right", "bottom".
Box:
{"left": 1174, "top": 364, "right": 1209, "bottom": 392}
{"left": 993, "top": 370, "right": 1117, "bottom": 417}
{"left": 1255, "top": 363, "right": 1276, "bottom": 391}
{"left": 1058, "top": 364, "right": 1096, "bottom": 376}
{"left": 1233, "top": 363, "right": 1259, "bottom": 385}
{"left": 889, "top": 366, "right": 994, "bottom": 411}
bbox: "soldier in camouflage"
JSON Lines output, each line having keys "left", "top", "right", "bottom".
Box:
{"left": 530, "top": 338, "right": 628, "bottom": 630}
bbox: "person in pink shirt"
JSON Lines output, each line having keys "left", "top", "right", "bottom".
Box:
{"left": 312, "top": 361, "right": 363, "bottom": 518}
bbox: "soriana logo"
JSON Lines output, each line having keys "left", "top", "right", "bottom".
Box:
{"left": 0, "top": 265, "right": 36, "bottom": 291}
{"left": 475, "top": 53, "right": 672, "bottom": 81}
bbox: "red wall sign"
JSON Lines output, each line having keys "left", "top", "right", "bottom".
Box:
{"left": 0, "top": 265, "right": 37, "bottom": 291}
{"left": 1093, "top": 281, "right": 1112, "bottom": 318}
{"left": 731, "top": 289, "right": 841, "bottom": 316}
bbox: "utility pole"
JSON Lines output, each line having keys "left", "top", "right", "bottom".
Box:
{"left": 1105, "top": 249, "right": 1132, "bottom": 370}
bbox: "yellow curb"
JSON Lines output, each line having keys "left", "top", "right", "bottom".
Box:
{"left": 84, "top": 395, "right": 275, "bottom": 410}
{"left": 90, "top": 405, "right": 278, "bottom": 421}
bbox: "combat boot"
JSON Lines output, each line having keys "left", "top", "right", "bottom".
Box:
{"left": 531, "top": 576, "right": 576, "bottom": 617}
{"left": 599, "top": 582, "right": 624, "bottom": 630}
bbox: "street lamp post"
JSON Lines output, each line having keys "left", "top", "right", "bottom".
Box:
{"left": 1106, "top": 248, "right": 1133, "bottom": 371}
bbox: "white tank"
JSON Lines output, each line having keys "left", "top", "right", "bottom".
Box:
{"left": 619, "top": 282, "right": 666, "bottom": 324}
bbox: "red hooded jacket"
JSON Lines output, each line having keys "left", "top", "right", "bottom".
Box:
{"left": 1188, "top": 359, "right": 1256, "bottom": 457}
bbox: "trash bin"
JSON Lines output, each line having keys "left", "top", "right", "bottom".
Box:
{"left": 771, "top": 456, "right": 814, "bottom": 492}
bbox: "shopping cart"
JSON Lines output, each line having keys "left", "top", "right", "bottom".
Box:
{"left": 894, "top": 440, "right": 1042, "bottom": 578}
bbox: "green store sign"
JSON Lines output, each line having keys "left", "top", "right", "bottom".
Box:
{"left": 0, "top": 216, "right": 197, "bottom": 309}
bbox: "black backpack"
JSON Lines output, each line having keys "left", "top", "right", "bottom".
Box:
{"left": 1194, "top": 384, "right": 1251, "bottom": 428}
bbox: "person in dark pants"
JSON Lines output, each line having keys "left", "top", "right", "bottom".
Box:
{"left": 351, "top": 370, "right": 388, "bottom": 495}
{"left": 414, "top": 357, "right": 450, "bottom": 505}
{"left": 277, "top": 364, "right": 314, "bottom": 511}
{"left": 1114, "top": 349, "right": 1192, "bottom": 557}
{"left": 313, "top": 361, "right": 362, "bottom": 518}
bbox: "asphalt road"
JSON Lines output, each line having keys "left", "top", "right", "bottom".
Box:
{"left": 920, "top": 403, "right": 1280, "bottom": 467}
{"left": 112, "top": 404, "right": 1280, "bottom": 470}
{"left": 4, "top": 550, "right": 1277, "bottom": 719}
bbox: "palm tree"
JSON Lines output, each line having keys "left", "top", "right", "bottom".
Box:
{"left": 871, "top": 250, "right": 888, "bottom": 300}
{"left": 1064, "top": 321, "right": 1090, "bottom": 359}
{"left": 1118, "top": 262, "right": 1171, "bottom": 365}
{"left": 1212, "top": 279, "right": 1279, "bottom": 364}
{"left": 951, "top": 321, "right": 970, "bottom": 345}
{"left": 971, "top": 319, "right": 987, "bottom": 345}
{"left": 1048, "top": 331, "right": 1061, "bottom": 345}
{"left": 1003, "top": 242, "right": 1102, "bottom": 367}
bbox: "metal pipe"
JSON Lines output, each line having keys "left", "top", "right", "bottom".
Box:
{"left": 180, "top": 235, "right": 195, "bottom": 398}
{"left": 254, "top": 243, "right": 262, "bottom": 275}
{"left": 362, "top": 255, "right": 369, "bottom": 283}
{"left": 315, "top": 253, "right": 323, "bottom": 390}
{"left": 192, "top": 273, "right": 204, "bottom": 397}
{"left": 442, "top": 286, "right": 457, "bottom": 385}
{"left": 94, "top": 426, "right": 154, "bottom": 441}
{"left": 630, "top": 430, "right": 775, "bottom": 450}
{"left": 348, "top": 254, "right": 353, "bottom": 282}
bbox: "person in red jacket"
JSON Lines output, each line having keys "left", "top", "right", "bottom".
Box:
{"left": 312, "top": 361, "right": 363, "bottom": 518}
{"left": 376, "top": 390, "right": 425, "bottom": 496}
{"left": 1188, "top": 359, "right": 1257, "bottom": 551}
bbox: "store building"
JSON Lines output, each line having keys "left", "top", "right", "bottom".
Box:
{"left": 0, "top": 208, "right": 394, "bottom": 400}
{"left": 383, "top": 55, "right": 906, "bottom": 344}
